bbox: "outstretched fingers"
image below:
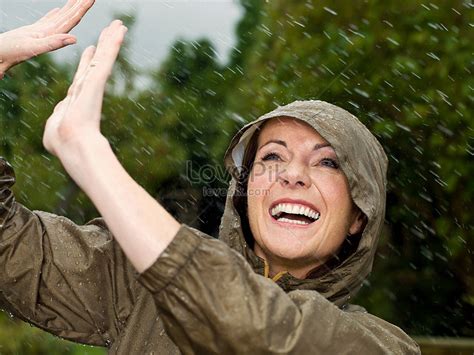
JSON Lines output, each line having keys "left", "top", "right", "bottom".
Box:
{"left": 88, "top": 20, "right": 128, "bottom": 86}
{"left": 63, "top": 21, "right": 126, "bottom": 126}
{"left": 56, "top": 0, "right": 95, "bottom": 33}
{"left": 37, "top": 0, "right": 95, "bottom": 35}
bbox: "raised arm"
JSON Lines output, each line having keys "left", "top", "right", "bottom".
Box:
{"left": 0, "top": 18, "right": 178, "bottom": 348}
{"left": 0, "top": 0, "right": 94, "bottom": 79}
{"left": 42, "top": 19, "right": 180, "bottom": 273}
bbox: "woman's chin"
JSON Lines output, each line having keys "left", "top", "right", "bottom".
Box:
{"left": 259, "top": 233, "right": 321, "bottom": 262}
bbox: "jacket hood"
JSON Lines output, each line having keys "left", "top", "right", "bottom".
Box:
{"left": 218, "top": 100, "right": 388, "bottom": 307}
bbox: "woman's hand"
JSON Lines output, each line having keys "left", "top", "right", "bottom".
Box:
{"left": 43, "top": 19, "right": 127, "bottom": 160}
{"left": 43, "top": 20, "right": 179, "bottom": 273}
{"left": 0, "top": 0, "right": 95, "bottom": 78}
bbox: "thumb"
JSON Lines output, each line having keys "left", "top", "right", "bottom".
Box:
{"left": 31, "top": 34, "right": 77, "bottom": 56}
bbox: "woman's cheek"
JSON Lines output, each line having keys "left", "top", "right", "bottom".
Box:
{"left": 249, "top": 167, "right": 271, "bottom": 190}
{"left": 314, "top": 173, "right": 349, "bottom": 198}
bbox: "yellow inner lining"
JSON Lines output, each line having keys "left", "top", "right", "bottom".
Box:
{"left": 263, "top": 260, "right": 287, "bottom": 282}
{"left": 271, "top": 271, "right": 287, "bottom": 282}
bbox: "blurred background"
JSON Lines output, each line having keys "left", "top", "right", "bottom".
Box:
{"left": 0, "top": 0, "right": 473, "bottom": 353}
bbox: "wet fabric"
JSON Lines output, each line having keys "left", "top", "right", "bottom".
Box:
{"left": 0, "top": 100, "right": 420, "bottom": 354}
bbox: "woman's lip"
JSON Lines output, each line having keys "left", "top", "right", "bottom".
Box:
{"left": 269, "top": 198, "right": 319, "bottom": 212}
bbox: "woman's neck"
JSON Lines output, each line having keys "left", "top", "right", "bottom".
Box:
{"left": 254, "top": 246, "right": 323, "bottom": 280}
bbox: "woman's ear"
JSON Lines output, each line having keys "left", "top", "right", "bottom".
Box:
{"left": 349, "top": 208, "right": 367, "bottom": 236}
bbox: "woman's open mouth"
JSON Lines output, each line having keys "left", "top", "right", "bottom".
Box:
{"left": 269, "top": 202, "right": 320, "bottom": 226}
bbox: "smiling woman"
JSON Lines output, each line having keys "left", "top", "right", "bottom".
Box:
{"left": 0, "top": 1, "right": 421, "bottom": 353}
{"left": 225, "top": 101, "right": 389, "bottom": 299}
{"left": 244, "top": 117, "right": 366, "bottom": 279}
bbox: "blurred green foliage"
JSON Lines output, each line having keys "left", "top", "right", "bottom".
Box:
{"left": 0, "top": 0, "right": 472, "bottom": 350}
{"left": 0, "top": 312, "right": 105, "bottom": 354}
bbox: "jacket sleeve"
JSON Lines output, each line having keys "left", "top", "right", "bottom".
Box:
{"left": 138, "top": 225, "right": 421, "bottom": 354}
{"left": 0, "top": 157, "right": 137, "bottom": 346}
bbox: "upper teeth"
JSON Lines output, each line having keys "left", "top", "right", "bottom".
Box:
{"left": 271, "top": 203, "right": 320, "bottom": 220}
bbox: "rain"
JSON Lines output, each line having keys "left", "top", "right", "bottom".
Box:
{"left": 0, "top": 0, "right": 473, "bottom": 353}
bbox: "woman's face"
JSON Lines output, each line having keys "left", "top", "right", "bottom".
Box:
{"left": 247, "top": 117, "right": 364, "bottom": 277}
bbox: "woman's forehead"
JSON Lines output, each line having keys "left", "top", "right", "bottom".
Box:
{"left": 257, "top": 116, "right": 329, "bottom": 146}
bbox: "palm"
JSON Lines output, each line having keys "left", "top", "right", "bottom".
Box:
{"left": 43, "top": 20, "right": 127, "bottom": 157}
{"left": 0, "top": 0, "right": 94, "bottom": 74}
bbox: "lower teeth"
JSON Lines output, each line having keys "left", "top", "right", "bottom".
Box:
{"left": 277, "top": 217, "right": 309, "bottom": 225}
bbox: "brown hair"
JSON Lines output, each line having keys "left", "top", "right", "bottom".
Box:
{"left": 233, "top": 124, "right": 262, "bottom": 248}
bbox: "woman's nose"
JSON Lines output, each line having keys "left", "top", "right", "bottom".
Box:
{"left": 277, "top": 161, "right": 311, "bottom": 188}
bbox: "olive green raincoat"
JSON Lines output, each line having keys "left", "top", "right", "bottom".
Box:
{"left": 0, "top": 100, "right": 420, "bottom": 354}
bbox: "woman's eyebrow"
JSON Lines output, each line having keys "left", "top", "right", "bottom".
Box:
{"left": 314, "top": 143, "right": 332, "bottom": 151}
{"left": 259, "top": 139, "right": 286, "bottom": 150}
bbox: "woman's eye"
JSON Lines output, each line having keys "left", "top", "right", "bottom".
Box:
{"left": 262, "top": 152, "right": 281, "bottom": 161}
{"left": 320, "top": 158, "right": 339, "bottom": 169}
